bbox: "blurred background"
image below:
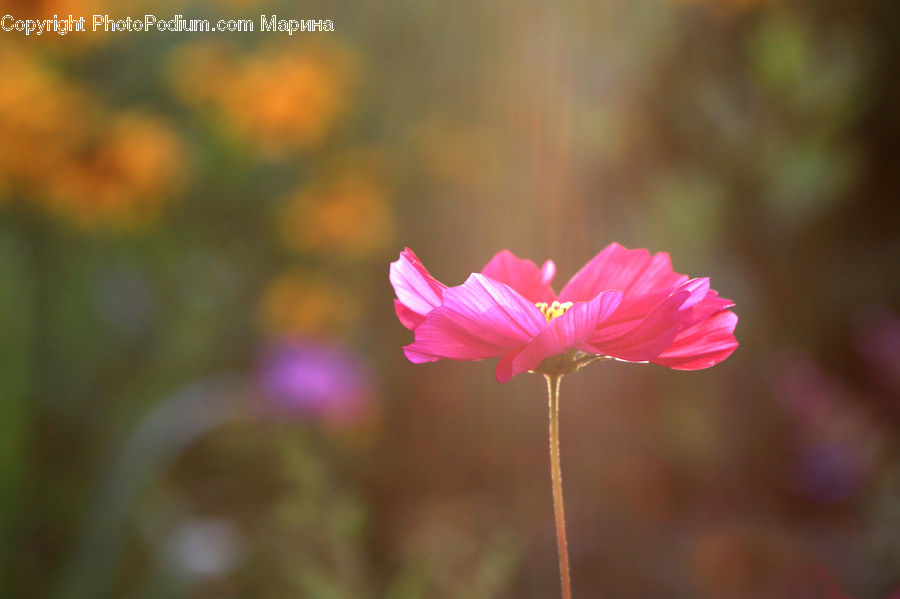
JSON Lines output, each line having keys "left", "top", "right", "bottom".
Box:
{"left": 0, "top": 0, "right": 898, "bottom": 597}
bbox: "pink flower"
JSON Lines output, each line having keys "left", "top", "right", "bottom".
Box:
{"left": 390, "top": 244, "right": 738, "bottom": 382}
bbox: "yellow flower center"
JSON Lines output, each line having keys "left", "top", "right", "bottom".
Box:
{"left": 535, "top": 301, "right": 574, "bottom": 322}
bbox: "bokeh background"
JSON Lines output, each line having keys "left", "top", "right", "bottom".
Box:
{"left": 0, "top": 0, "right": 898, "bottom": 597}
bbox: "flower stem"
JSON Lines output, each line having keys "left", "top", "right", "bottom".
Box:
{"left": 545, "top": 374, "right": 572, "bottom": 599}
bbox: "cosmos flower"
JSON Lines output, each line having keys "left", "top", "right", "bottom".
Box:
{"left": 390, "top": 244, "right": 738, "bottom": 382}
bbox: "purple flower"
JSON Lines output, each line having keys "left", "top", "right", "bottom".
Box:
{"left": 792, "top": 442, "right": 867, "bottom": 503}
{"left": 257, "top": 339, "right": 373, "bottom": 427}
{"left": 854, "top": 306, "right": 900, "bottom": 391}
{"left": 772, "top": 353, "right": 881, "bottom": 503}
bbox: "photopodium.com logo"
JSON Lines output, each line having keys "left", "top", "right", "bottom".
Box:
{"left": 0, "top": 14, "right": 334, "bottom": 36}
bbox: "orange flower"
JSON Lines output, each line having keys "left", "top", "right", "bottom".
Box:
{"left": 47, "top": 112, "right": 185, "bottom": 228}
{"left": 171, "top": 42, "right": 356, "bottom": 155}
{"left": 0, "top": 46, "right": 185, "bottom": 228}
{"left": 0, "top": 45, "right": 86, "bottom": 195}
{"left": 259, "top": 271, "right": 359, "bottom": 337}
{"left": 278, "top": 173, "right": 393, "bottom": 257}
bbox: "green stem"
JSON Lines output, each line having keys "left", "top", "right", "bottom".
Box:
{"left": 545, "top": 374, "right": 572, "bottom": 599}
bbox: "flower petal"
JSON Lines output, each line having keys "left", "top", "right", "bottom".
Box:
{"left": 390, "top": 248, "right": 447, "bottom": 329}
{"left": 586, "top": 278, "right": 710, "bottom": 362}
{"left": 677, "top": 289, "right": 735, "bottom": 329}
{"left": 540, "top": 259, "right": 556, "bottom": 286}
{"left": 403, "top": 273, "right": 547, "bottom": 364}
{"left": 394, "top": 299, "right": 425, "bottom": 330}
{"left": 480, "top": 249, "right": 557, "bottom": 303}
{"left": 653, "top": 310, "right": 738, "bottom": 370}
{"left": 559, "top": 243, "right": 688, "bottom": 322}
{"left": 495, "top": 290, "right": 623, "bottom": 382}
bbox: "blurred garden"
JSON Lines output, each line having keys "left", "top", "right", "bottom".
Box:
{"left": 0, "top": 0, "right": 898, "bottom": 597}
